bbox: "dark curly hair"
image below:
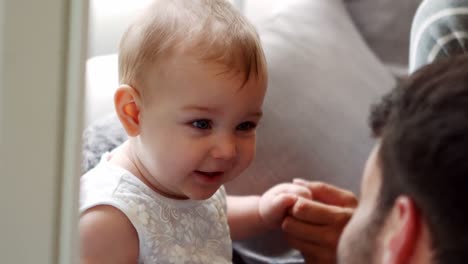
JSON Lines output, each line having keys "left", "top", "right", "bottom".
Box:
{"left": 368, "top": 54, "right": 468, "bottom": 264}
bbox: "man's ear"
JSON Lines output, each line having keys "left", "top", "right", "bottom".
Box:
{"left": 114, "top": 85, "right": 142, "bottom": 137}
{"left": 382, "top": 196, "right": 421, "bottom": 264}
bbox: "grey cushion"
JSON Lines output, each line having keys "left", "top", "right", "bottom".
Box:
{"left": 81, "top": 114, "right": 126, "bottom": 173}
{"left": 345, "top": 0, "right": 423, "bottom": 70}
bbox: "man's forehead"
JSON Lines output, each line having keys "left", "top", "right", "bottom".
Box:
{"left": 361, "top": 143, "right": 382, "bottom": 201}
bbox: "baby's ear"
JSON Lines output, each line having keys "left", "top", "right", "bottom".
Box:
{"left": 114, "top": 85, "right": 141, "bottom": 137}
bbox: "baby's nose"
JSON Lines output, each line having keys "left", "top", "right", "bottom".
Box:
{"left": 211, "top": 135, "right": 237, "bottom": 160}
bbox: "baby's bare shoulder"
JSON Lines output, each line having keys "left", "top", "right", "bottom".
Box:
{"left": 79, "top": 205, "right": 139, "bottom": 264}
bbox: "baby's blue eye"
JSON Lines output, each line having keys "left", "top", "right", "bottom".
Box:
{"left": 237, "top": 121, "right": 257, "bottom": 131}
{"left": 192, "top": 119, "right": 212, "bottom": 129}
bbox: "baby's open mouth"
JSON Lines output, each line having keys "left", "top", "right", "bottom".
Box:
{"left": 195, "top": 170, "right": 223, "bottom": 177}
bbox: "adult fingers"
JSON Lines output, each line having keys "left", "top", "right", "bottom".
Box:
{"left": 282, "top": 216, "right": 342, "bottom": 247}
{"left": 289, "top": 197, "right": 354, "bottom": 225}
{"left": 293, "top": 179, "right": 358, "bottom": 208}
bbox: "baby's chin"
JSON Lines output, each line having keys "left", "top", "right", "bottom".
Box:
{"left": 184, "top": 187, "right": 222, "bottom": 201}
{"left": 189, "top": 191, "right": 216, "bottom": 201}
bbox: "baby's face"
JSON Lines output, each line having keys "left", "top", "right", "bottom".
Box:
{"left": 135, "top": 54, "right": 267, "bottom": 200}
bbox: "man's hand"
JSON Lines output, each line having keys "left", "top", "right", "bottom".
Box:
{"left": 282, "top": 180, "right": 358, "bottom": 264}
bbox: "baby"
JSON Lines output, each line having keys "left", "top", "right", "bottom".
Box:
{"left": 79, "top": 0, "right": 311, "bottom": 263}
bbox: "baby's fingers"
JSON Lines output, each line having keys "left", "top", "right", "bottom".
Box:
{"left": 260, "top": 193, "right": 298, "bottom": 227}
{"left": 272, "top": 193, "right": 298, "bottom": 213}
{"left": 287, "top": 184, "right": 313, "bottom": 200}
{"left": 260, "top": 183, "right": 314, "bottom": 228}
{"left": 271, "top": 183, "right": 313, "bottom": 200}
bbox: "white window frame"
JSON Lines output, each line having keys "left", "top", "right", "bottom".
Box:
{"left": 0, "top": 0, "right": 88, "bottom": 263}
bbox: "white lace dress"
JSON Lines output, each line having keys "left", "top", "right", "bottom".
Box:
{"left": 80, "top": 153, "right": 232, "bottom": 263}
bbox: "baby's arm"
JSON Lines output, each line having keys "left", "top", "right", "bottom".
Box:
{"left": 79, "top": 205, "right": 139, "bottom": 264}
{"left": 227, "top": 183, "right": 312, "bottom": 240}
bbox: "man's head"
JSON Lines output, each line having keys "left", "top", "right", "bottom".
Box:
{"left": 339, "top": 55, "right": 468, "bottom": 264}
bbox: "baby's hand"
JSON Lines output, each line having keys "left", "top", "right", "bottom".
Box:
{"left": 259, "top": 183, "right": 312, "bottom": 228}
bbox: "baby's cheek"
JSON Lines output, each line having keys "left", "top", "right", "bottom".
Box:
{"left": 240, "top": 142, "right": 256, "bottom": 167}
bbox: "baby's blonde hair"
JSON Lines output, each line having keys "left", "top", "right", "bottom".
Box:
{"left": 118, "top": 0, "right": 267, "bottom": 91}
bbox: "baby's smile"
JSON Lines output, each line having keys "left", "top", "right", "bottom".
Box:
{"left": 193, "top": 170, "right": 225, "bottom": 184}
{"left": 195, "top": 170, "right": 223, "bottom": 177}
